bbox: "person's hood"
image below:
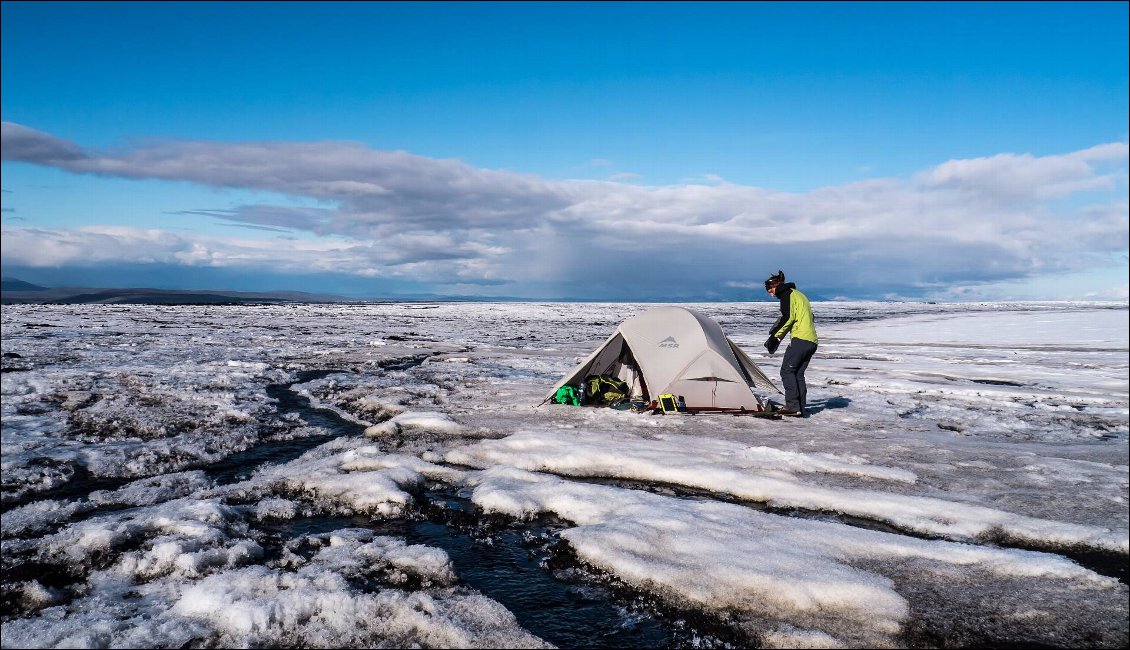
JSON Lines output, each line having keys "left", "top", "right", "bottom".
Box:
{"left": 775, "top": 282, "right": 796, "bottom": 298}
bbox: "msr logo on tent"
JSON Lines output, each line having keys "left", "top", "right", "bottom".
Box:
{"left": 658, "top": 336, "right": 679, "bottom": 348}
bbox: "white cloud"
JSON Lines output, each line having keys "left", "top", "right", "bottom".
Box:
{"left": 916, "top": 144, "right": 1128, "bottom": 202}
{"left": 2, "top": 122, "right": 1126, "bottom": 299}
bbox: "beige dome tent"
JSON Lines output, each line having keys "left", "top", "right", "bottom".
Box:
{"left": 543, "top": 306, "right": 781, "bottom": 412}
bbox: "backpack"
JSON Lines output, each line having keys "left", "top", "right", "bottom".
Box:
{"left": 585, "top": 374, "right": 629, "bottom": 405}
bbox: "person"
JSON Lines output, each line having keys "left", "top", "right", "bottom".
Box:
{"left": 763, "top": 270, "right": 818, "bottom": 417}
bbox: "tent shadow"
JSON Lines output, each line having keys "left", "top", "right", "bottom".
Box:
{"left": 806, "top": 396, "right": 851, "bottom": 414}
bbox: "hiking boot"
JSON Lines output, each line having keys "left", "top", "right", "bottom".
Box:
{"left": 777, "top": 408, "right": 804, "bottom": 417}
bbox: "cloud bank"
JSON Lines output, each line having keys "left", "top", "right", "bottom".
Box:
{"left": 2, "top": 122, "right": 1127, "bottom": 300}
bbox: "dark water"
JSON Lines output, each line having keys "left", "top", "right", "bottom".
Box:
{"left": 2, "top": 463, "right": 131, "bottom": 513}
{"left": 209, "top": 369, "right": 361, "bottom": 485}
{"left": 426, "top": 522, "right": 669, "bottom": 649}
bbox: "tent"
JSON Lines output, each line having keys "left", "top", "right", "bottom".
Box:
{"left": 543, "top": 306, "right": 781, "bottom": 412}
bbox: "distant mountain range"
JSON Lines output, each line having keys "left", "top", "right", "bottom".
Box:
{"left": 0, "top": 278, "right": 350, "bottom": 305}
{"left": 1, "top": 279, "right": 49, "bottom": 292}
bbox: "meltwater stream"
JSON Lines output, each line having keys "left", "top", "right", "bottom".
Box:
{"left": 208, "top": 369, "right": 358, "bottom": 485}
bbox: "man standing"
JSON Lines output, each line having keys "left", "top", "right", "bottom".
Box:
{"left": 763, "top": 270, "right": 818, "bottom": 417}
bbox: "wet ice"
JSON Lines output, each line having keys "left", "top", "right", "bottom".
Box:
{"left": 2, "top": 301, "right": 1127, "bottom": 648}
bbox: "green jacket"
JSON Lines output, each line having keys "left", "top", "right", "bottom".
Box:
{"left": 771, "top": 284, "right": 818, "bottom": 344}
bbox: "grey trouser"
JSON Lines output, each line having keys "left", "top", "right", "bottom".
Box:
{"left": 781, "top": 339, "right": 818, "bottom": 412}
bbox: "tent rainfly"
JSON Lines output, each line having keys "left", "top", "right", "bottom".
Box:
{"left": 543, "top": 306, "right": 781, "bottom": 412}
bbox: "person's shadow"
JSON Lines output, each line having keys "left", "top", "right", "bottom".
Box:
{"left": 806, "top": 396, "right": 851, "bottom": 415}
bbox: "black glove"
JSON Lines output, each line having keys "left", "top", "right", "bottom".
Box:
{"left": 764, "top": 335, "right": 781, "bottom": 354}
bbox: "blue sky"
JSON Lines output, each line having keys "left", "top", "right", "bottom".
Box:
{"left": 2, "top": 1, "right": 1127, "bottom": 301}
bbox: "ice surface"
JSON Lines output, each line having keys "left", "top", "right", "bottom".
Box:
{"left": 467, "top": 465, "right": 1118, "bottom": 647}
{"left": 446, "top": 428, "right": 1125, "bottom": 552}
{"left": 2, "top": 301, "right": 1127, "bottom": 647}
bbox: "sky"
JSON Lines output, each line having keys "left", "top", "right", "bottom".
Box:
{"left": 1, "top": 1, "right": 1127, "bottom": 301}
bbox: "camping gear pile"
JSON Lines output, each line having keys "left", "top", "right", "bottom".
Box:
{"left": 552, "top": 374, "right": 632, "bottom": 407}
{"left": 544, "top": 307, "right": 780, "bottom": 414}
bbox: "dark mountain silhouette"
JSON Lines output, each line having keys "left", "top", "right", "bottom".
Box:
{"left": 1, "top": 278, "right": 49, "bottom": 292}
{"left": 1, "top": 279, "right": 348, "bottom": 305}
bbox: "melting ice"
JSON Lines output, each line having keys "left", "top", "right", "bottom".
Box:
{"left": 2, "top": 301, "right": 1127, "bottom": 648}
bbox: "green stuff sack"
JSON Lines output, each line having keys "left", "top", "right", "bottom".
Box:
{"left": 553, "top": 385, "right": 581, "bottom": 406}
